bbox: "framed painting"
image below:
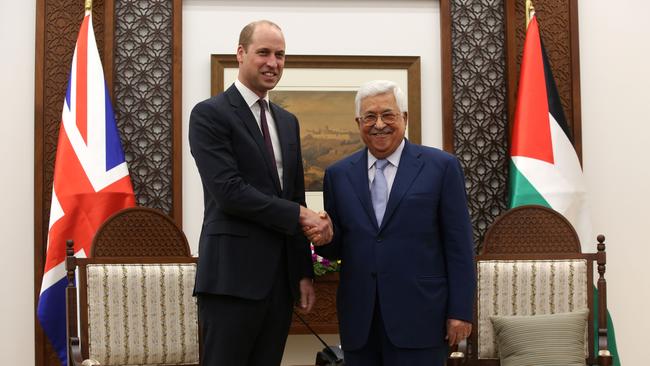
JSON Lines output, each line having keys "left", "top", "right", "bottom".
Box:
{"left": 211, "top": 55, "right": 421, "bottom": 211}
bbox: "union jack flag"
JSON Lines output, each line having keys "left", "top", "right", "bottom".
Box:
{"left": 36, "top": 11, "right": 135, "bottom": 366}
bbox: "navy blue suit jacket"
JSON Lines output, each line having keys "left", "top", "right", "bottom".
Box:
{"left": 317, "top": 141, "right": 475, "bottom": 350}
{"left": 189, "top": 85, "right": 313, "bottom": 301}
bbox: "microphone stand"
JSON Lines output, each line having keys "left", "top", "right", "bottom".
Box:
{"left": 293, "top": 311, "right": 344, "bottom": 365}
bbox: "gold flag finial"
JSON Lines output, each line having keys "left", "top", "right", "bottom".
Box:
{"left": 525, "top": 0, "right": 535, "bottom": 28}
{"left": 85, "top": 0, "right": 92, "bottom": 12}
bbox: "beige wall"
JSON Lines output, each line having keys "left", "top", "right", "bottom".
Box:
{"left": 579, "top": 1, "right": 650, "bottom": 363}
{"left": 182, "top": 2, "right": 441, "bottom": 363}
{"left": 0, "top": 0, "right": 36, "bottom": 364}
{"left": 2, "top": 1, "right": 648, "bottom": 365}
{"left": 182, "top": 1, "right": 443, "bottom": 255}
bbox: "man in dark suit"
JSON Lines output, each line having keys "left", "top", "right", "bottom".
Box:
{"left": 312, "top": 80, "right": 476, "bottom": 365}
{"left": 189, "top": 20, "right": 332, "bottom": 366}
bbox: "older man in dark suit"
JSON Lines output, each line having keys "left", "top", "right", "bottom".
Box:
{"left": 312, "top": 80, "right": 476, "bottom": 366}
{"left": 189, "top": 20, "right": 332, "bottom": 366}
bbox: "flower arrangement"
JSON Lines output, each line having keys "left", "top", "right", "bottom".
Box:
{"left": 311, "top": 244, "right": 341, "bottom": 276}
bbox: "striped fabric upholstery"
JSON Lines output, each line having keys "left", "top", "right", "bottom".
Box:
{"left": 85, "top": 264, "right": 199, "bottom": 366}
{"left": 476, "top": 259, "right": 589, "bottom": 359}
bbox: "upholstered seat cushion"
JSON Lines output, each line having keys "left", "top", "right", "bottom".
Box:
{"left": 476, "top": 259, "right": 589, "bottom": 359}
{"left": 85, "top": 263, "right": 198, "bottom": 366}
{"left": 490, "top": 309, "right": 589, "bottom": 366}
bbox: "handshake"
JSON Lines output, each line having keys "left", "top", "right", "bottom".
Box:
{"left": 299, "top": 206, "right": 334, "bottom": 246}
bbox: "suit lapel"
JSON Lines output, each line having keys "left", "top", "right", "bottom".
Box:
{"left": 227, "top": 85, "right": 282, "bottom": 194}
{"left": 381, "top": 141, "right": 423, "bottom": 230}
{"left": 345, "top": 149, "right": 379, "bottom": 230}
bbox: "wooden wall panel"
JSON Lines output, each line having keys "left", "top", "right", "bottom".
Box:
{"left": 113, "top": 0, "right": 181, "bottom": 218}
{"left": 441, "top": 0, "right": 510, "bottom": 249}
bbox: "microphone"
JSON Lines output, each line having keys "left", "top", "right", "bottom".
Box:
{"left": 293, "top": 311, "right": 344, "bottom": 365}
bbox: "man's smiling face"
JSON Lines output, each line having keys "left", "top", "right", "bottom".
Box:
{"left": 357, "top": 92, "right": 407, "bottom": 159}
{"left": 236, "top": 23, "right": 285, "bottom": 97}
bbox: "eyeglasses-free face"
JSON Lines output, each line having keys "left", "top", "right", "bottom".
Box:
{"left": 236, "top": 23, "right": 286, "bottom": 97}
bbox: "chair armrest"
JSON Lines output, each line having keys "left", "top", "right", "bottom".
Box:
{"left": 81, "top": 360, "right": 101, "bottom": 366}
{"left": 597, "top": 349, "right": 613, "bottom": 366}
{"left": 69, "top": 337, "right": 84, "bottom": 366}
{"left": 69, "top": 337, "right": 101, "bottom": 366}
{"left": 447, "top": 339, "right": 467, "bottom": 366}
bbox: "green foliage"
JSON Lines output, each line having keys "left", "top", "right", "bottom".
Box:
{"left": 313, "top": 258, "right": 340, "bottom": 276}
{"left": 311, "top": 244, "right": 341, "bottom": 276}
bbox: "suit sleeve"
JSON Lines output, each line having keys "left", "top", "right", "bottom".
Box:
{"left": 314, "top": 168, "right": 342, "bottom": 260}
{"left": 439, "top": 156, "right": 476, "bottom": 322}
{"left": 189, "top": 100, "right": 300, "bottom": 235}
{"left": 289, "top": 115, "right": 315, "bottom": 278}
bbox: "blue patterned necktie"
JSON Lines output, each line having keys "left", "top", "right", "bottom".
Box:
{"left": 371, "top": 159, "right": 389, "bottom": 226}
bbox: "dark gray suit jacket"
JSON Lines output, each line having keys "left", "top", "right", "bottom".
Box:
{"left": 189, "top": 84, "right": 313, "bottom": 300}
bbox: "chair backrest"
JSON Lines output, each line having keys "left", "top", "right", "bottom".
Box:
{"left": 466, "top": 205, "right": 609, "bottom": 366}
{"left": 91, "top": 206, "right": 191, "bottom": 257}
{"left": 482, "top": 205, "right": 581, "bottom": 254}
{"left": 66, "top": 207, "right": 199, "bottom": 366}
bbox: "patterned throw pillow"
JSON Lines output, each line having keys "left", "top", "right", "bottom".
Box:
{"left": 490, "top": 309, "right": 589, "bottom": 366}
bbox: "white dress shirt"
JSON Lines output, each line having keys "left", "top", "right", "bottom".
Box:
{"left": 235, "top": 80, "right": 283, "bottom": 188}
{"left": 367, "top": 139, "right": 406, "bottom": 194}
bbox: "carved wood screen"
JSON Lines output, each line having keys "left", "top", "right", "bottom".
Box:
{"left": 441, "top": 0, "right": 582, "bottom": 250}
{"left": 34, "top": 0, "right": 181, "bottom": 365}
{"left": 34, "top": 0, "right": 579, "bottom": 364}
{"left": 441, "top": 0, "right": 510, "bottom": 250}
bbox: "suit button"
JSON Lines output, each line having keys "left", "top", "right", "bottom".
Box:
{"left": 376, "top": 237, "right": 383, "bottom": 242}
{"left": 371, "top": 272, "right": 377, "bottom": 278}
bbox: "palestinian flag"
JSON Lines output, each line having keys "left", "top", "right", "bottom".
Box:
{"left": 509, "top": 15, "right": 620, "bottom": 365}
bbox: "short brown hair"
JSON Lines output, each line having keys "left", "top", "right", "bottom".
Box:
{"left": 238, "top": 20, "right": 282, "bottom": 51}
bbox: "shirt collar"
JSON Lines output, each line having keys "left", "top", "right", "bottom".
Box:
{"left": 234, "top": 79, "right": 270, "bottom": 109}
{"left": 367, "top": 139, "right": 405, "bottom": 170}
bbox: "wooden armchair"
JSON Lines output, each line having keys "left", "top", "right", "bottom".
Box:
{"left": 450, "top": 205, "right": 613, "bottom": 366}
{"left": 65, "top": 207, "right": 199, "bottom": 366}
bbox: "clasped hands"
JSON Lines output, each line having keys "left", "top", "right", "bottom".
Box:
{"left": 299, "top": 206, "right": 333, "bottom": 246}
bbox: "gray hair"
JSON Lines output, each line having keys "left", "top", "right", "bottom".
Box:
{"left": 354, "top": 80, "right": 408, "bottom": 117}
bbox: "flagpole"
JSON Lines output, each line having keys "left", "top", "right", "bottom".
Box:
{"left": 85, "top": 0, "right": 92, "bottom": 12}
{"left": 525, "top": 0, "right": 535, "bottom": 28}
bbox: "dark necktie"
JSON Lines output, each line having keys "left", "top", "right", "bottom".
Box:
{"left": 258, "top": 99, "right": 279, "bottom": 177}
{"left": 371, "top": 159, "right": 389, "bottom": 226}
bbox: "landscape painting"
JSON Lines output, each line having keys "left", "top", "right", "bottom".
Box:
{"left": 270, "top": 90, "right": 364, "bottom": 191}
